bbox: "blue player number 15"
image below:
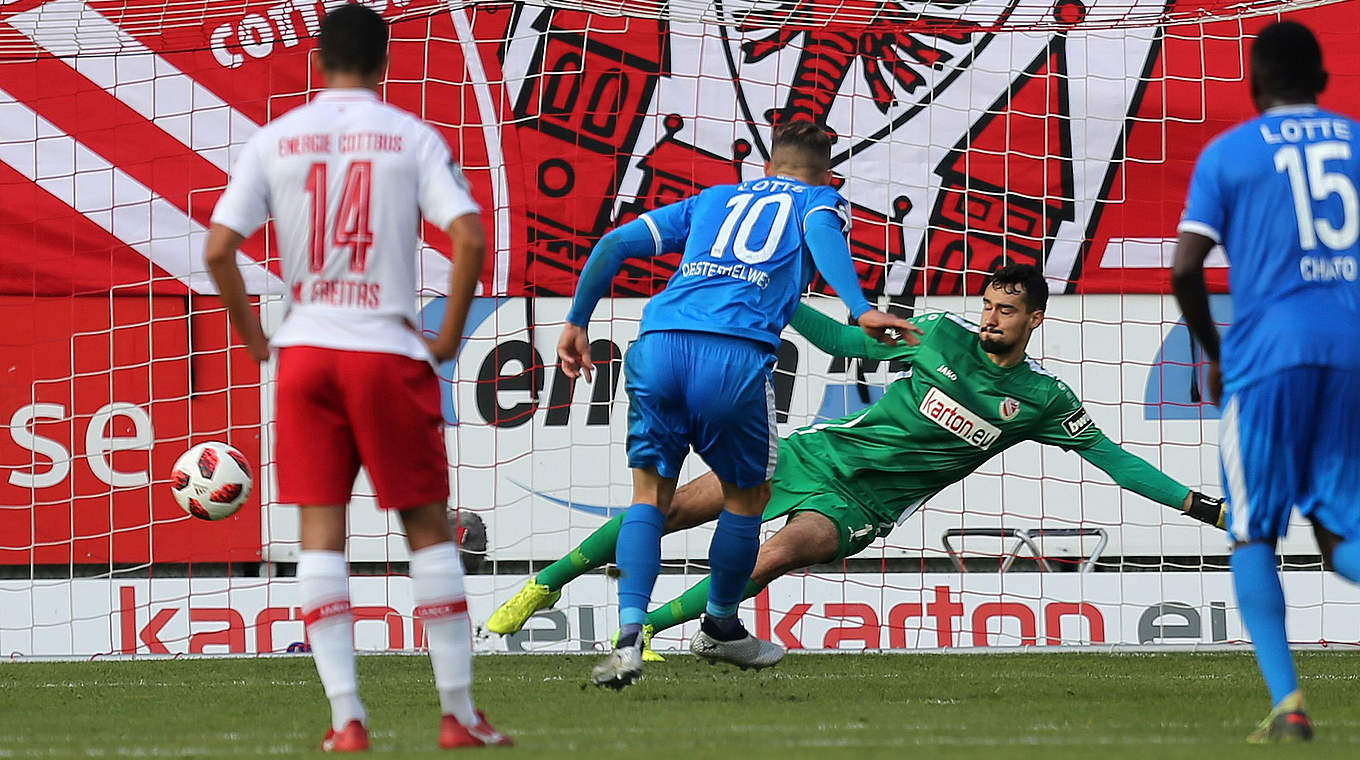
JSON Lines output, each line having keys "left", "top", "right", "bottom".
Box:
{"left": 708, "top": 193, "right": 793, "bottom": 264}
{"left": 1274, "top": 141, "right": 1359, "bottom": 251}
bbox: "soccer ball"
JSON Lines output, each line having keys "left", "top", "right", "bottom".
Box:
{"left": 169, "top": 441, "right": 253, "bottom": 521}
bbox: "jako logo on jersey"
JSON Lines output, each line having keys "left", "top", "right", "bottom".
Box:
{"left": 999, "top": 397, "right": 1020, "bottom": 420}
{"left": 919, "top": 387, "right": 999, "bottom": 449}
{"left": 936, "top": 364, "right": 958, "bottom": 381}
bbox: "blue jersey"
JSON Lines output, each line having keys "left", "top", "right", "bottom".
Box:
{"left": 1181, "top": 105, "right": 1360, "bottom": 392}
{"left": 637, "top": 177, "right": 856, "bottom": 351}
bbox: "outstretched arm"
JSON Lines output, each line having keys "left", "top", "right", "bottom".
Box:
{"left": 1076, "top": 435, "right": 1223, "bottom": 528}
{"left": 566, "top": 218, "right": 661, "bottom": 328}
{"left": 803, "top": 210, "right": 871, "bottom": 319}
{"left": 790, "top": 303, "right": 917, "bottom": 362}
{"left": 559, "top": 215, "right": 674, "bottom": 382}
{"left": 804, "top": 209, "right": 919, "bottom": 346}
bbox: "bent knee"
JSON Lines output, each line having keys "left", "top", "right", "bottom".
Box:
{"left": 665, "top": 497, "right": 719, "bottom": 532}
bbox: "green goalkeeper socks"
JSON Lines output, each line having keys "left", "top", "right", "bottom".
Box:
{"left": 646, "top": 577, "right": 765, "bottom": 633}
{"left": 533, "top": 513, "right": 769, "bottom": 632}
{"left": 534, "top": 515, "right": 623, "bottom": 591}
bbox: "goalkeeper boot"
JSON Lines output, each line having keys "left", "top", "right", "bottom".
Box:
{"left": 321, "top": 720, "right": 370, "bottom": 753}
{"left": 611, "top": 623, "right": 665, "bottom": 663}
{"left": 1246, "top": 692, "right": 1314, "bottom": 744}
{"left": 690, "top": 614, "right": 785, "bottom": 670}
{"left": 591, "top": 633, "right": 645, "bottom": 690}
{"left": 439, "top": 711, "right": 513, "bottom": 748}
{"left": 486, "top": 580, "right": 561, "bottom": 635}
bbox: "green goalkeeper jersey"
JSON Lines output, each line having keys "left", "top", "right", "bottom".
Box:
{"left": 784, "top": 305, "right": 1190, "bottom": 531}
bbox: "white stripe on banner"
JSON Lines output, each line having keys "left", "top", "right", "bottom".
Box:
{"left": 448, "top": 1, "right": 512, "bottom": 296}
{"left": 0, "top": 89, "right": 284, "bottom": 295}
{"left": 9, "top": 0, "right": 259, "bottom": 173}
{"left": 12, "top": 0, "right": 464, "bottom": 296}
{"left": 1220, "top": 395, "right": 1253, "bottom": 543}
{"left": 764, "top": 375, "right": 778, "bottom": 480}
{"left": 1098, "top": 237, "right": 1229, "bottom": 269}
{"left": 418, "top": 243, "right": 454, "bottom": 296}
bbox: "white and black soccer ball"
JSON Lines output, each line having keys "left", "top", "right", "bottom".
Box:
{"left": 169, "top": 441, "right": 253, "bottom": 521}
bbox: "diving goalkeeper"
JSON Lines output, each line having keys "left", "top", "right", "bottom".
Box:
{"left": 489, "top": 264, "right": 1225, "bottom": 664}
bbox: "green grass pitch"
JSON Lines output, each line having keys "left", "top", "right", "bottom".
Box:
{"left": 3, "top": 652, "right": 1358, "bottom": 758}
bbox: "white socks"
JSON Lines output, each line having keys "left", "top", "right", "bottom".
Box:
{"left": 411, "top": 542, "right": 478, "bottom": 726}
{"left": 299, "top": 544, "right": 478, "bottom": 730}
{"left": 298, "top": 550, "right": 366, "bottom": 731}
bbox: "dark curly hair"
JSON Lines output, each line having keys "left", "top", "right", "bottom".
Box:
{"left": 984, "top": 263, "right": 1048, "bottom": 312}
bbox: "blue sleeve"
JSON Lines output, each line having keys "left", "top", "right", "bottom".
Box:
{"left": 804, "top": 207, "right": 872, "bottom": 320}
{"left": 566, "top": 217, "right": 662, "bottom": 326}
{"left": 1179, "top": 140, "right": 1226, "bottom": 244}
{"left": 644, "top": 195, "right": 697, "bottom": 253}
{"left": 567, "top": 197, "right": 696, "bottom": 326}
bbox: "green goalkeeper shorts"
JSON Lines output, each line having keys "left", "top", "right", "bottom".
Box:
{"left": 761, "top": 450, "right": 888, "bottom": 560}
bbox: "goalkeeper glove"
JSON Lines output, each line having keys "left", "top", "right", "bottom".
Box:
{"left": 1186, "top": 491, "right": 1226, "bottom": 530}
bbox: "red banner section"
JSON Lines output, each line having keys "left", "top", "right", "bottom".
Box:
{"left": 0, "top": 1, "right": 1356, "bottom": 301}
{"left": 0, "top": 296, "right": 262, "bottom": 564}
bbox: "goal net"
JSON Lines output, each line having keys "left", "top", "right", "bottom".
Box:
{"left": 1, "top": 0, "right": 1357, "bottom": 657}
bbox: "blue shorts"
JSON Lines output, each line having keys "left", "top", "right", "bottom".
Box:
{"left": 624, "top": 330, "right": 777, "bottom": 488}
{"left": 1220, "top": 366, "right": 1360, "bottom": 543}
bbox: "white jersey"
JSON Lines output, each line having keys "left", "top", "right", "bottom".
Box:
{"left": 211, "top": 88, "right": 478, "bottom": 360}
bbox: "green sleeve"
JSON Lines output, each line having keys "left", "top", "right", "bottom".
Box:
{"left": 790, "top": 303, "right": 916, "bottom": 361}
{"left": 1028, "top": 380, "right": 1105, "bottom": 451}
{"left": 1075, "top": 435, "right": 1191, "bottom": 510}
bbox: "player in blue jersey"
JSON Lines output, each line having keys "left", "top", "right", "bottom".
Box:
{"left": 558, "top": 121, "right": 915, "bottom": 688}
{"left": 1173, "top": 21, "right": 1360, "bottom": 744}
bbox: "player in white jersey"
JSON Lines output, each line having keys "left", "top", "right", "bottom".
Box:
{"left": 204, "top": 5, "right": 510, "bottom": 752}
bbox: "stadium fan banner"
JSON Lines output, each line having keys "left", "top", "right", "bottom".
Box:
{"left": 1, "top": 0, "right": 1356, "bottom": 619}
{"left": 5, "top": 573, "right": 1360, "bottom": 656}
{"left": 3, "top": 0, "right": 1359, "bottom": 302}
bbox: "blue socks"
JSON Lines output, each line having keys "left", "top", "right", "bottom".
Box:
{"left": 706, "top": 510, "right": 762, "bottom": 618}
{"left": 1231, "top": 541, "right": 1298, "bottom": 706}
{"left": 616, "top": 503, "right": 667, "bottom": 629}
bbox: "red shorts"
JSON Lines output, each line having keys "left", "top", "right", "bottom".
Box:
{"left": 274, "top": 346, "right": 449, "bottom": 510}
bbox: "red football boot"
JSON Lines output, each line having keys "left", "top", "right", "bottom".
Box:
{"left": 438, "top": 712, "right": 513, "bottom": 749}
{"left": 321, "top": 720, "right": 370, "bottom": 752}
